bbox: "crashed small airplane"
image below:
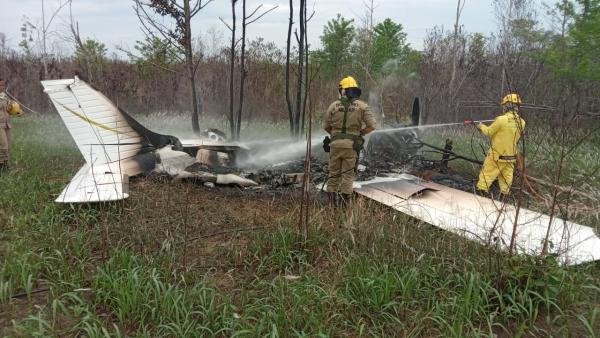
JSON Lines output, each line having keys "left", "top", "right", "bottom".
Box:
{"left": 43, "top": 77, "right": 600, "bottom": 266}
{"left": 42, "top": 77, "right": 256, "bottom": 203}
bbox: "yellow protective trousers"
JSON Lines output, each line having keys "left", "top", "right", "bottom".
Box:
{"left": 476, "top": 154, "right": 515, "bottom": 194}
{"left": 0, "top": 126, "right": 10, "bottom": 164}
{"left": 327, "top": 147, "right": 357, "bottom": 195}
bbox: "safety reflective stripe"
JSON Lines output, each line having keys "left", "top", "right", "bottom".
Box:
{"left": 54, "top": 100, "right": 120, "bottom": 134}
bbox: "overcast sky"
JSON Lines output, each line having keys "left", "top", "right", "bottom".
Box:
{"left": 0, "top": 0, "right": 549, "bottom": 56}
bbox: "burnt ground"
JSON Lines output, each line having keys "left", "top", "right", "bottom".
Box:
{"left": 204, "top": 146, "right": 483, "bottom": 194}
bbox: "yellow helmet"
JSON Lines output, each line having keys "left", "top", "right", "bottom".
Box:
{"left": 501, "top": 93, "right": 522, "bottom": 106}
{"left": 339, "top": 76, "right": 359, "bottom": 89}
{"left": 7, "top": 101, "right": 21, "bottom": 116}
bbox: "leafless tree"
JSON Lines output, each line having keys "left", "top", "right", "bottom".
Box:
{"left": 134, "top": 0, "right": 214, "bottom": 134}
{"left": 285, "top": 0, "right": 294, "bottom": 136}
{"left": 220, "top": 0, "right": 238, "bottom": 139}
{"left": 20, "top": 0, "right": 70, "bottom": 78}
{"left": 448, "top": 0, "right": 466, "bottom": 113}
{"left": 68, "top": 0, "right": 95, "bottom": 81}
{"left": 355, "top": 0, "right": 378, "bottom": 88}
{"left": 285, "top": 0, "right": 313, "bottom": 139}
{"left": 221, "top": 1, "right": 277, "bottom": 140}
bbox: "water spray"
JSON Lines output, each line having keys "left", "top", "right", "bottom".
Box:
{"left": 371, "top": 119, "right": 496, "bottom": 135}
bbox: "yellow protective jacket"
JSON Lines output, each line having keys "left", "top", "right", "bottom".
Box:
{"left": 478, "top": 110, "right": 525, "bottom": 162}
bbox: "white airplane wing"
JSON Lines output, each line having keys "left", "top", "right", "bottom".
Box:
{"left": 56, "top": 164, "right": 129, "bottom": 203}
{"left": 355, "top": 175, "right": 600, "bottom": 265}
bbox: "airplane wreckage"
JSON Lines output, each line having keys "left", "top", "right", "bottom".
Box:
{"left": 42, "top": 77, "right": 600, "bottom": 266}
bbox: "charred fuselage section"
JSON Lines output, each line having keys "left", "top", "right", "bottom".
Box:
{"left": 365, "top": 97, "right": 423, "bottom": 168}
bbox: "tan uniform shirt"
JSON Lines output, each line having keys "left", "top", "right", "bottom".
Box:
{"left": 0, "top": 92, "right": 10, "bottom": 129}
{"left": 322, "top": 99, "right": 377, "bottom": 149}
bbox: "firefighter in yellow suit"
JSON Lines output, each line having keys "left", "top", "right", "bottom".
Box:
{"left": 476, "top": 93, "right": 526, "bottom": 195}
{"left": 322, "top": 76, "right": 377, "bottom": 205}
{"left": 0, "top": 78, "right": 22, "bottom": 173}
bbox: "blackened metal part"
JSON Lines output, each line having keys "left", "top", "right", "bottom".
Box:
{"left": 365, "top": 131, "right": 423, "bottom": 171}
{"left": 416, "top": 138, "right": 483, "bottom": 165}
{"left": 134, "top": 151, "right": 160, "bottom": 172}
{"left": 204, "top": 128, "right": 227, "bottom": 139}
{"left": 429, "top": 173, "right": 476, "bottom": 192}
{"left": 117, "top": 106, "right": 183, "bottom": 151}
{"left": 411, "top": 97, "right": 420, "bottom": 126}
{"left": 440, "top": 139, "right": 453, "bottom": 173}
{"left": 79, "top": 79, "right": 181, "bottom": 151}
{"left": 182, "top": 147, "right": 199, "bottom": 158}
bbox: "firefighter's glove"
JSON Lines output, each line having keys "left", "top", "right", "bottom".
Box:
{"left": 463, "top": 119, "right": 474, "bottom": 126}
{"left": 353, "top": 136, "right": 365, "bottom": 153}
{"left": 323, "top": 136, "right": 331, "bottom": 153}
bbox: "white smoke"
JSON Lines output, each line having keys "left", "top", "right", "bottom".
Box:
{"left": 237, "top": 135, "right": 326, "bottom": 168}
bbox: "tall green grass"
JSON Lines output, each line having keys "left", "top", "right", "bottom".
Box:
{"left": 1, "top": 115, "right": 599, "bottom": 337}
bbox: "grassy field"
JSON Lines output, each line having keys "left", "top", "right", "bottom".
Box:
{"left": 1, "top": 114, "right": 599, "bottom": 337}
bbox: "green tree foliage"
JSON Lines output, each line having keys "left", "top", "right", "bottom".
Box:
{"left": 75, "top": 39, "right": 107, "bottom": 65}
{"left": 546, "top": 0, "right": 600, "bottom": 82}
{"left": 372, "top": 19, "right": 410, "bottom": 74}
{"left": 510, "top": 18, "right": 552, "bottom": 53}
{"left": 133, "top": 37, "right": 179, "bottom": 69}
{"left": 314, "top": 14, "right": 356, "bottom": 78}
{"left": 75, "top": 39, "right": 107, "bottom": 82}
{"left": 468, "top": 33, "right": 487, "bottom": 61}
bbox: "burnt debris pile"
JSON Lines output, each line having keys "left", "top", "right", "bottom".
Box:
{"left": 178, "top": 134, "right": 477, "bottom": 193}
{"left": 245, "top": 158, "right": 328, "bottom": 189}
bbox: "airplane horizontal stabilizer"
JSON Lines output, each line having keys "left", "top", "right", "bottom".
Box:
{"left": 56, "top": 164, "right": 129, "bottom": 203}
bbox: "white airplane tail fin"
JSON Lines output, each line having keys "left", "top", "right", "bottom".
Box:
{"left": 56, "top": 164, "right": 129, "bottom": 203}
{"left": 41, "top": 77, "right": 175, "bottom": 202}
{"left": 41, "top": 78, "right": 148, "bottom": 168}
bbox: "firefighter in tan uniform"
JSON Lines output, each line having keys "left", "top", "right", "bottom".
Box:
{"left": 322, "top": 76, "right": 377, "bottom": 205}
{"left": 0, "top": 78, "right": 22, "bottom": 172}
{"left": 476, "top": 93, "right": 526, "bottom": 196}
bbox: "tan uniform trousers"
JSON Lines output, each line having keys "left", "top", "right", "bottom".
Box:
{"left": 0, "top": 126, "right": 10, "bottom": 165}
{"left": 476, "top": 154, "right": 515, "bottom": 194}
{"left": 327, "top": 146, "right": 357, "bottom": 194}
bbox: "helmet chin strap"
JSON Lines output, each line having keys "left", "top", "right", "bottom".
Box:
{"left": 502, "top": 103, "right": 519, "bottom": 113}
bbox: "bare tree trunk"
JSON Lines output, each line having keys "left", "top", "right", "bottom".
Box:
{"left": 184, "top": 0, "right": 201, "bottom": 134}
{"left": 449, "top": 0, "right": 464, "bottom": 122}
{"left": 293, "top": 0, "right": 306, "bottom": 138}
{"left": 41, "top": 0, "right": 49, "bottom": 79}
{"left": 300, "top": 2, "right": 309, "bottom": 136}
{"left": 228, "top": 0, "right": 237, "bottom": 138}
{"left": 285, "top": 0, "right": 294, "bottom": 137}
{"left": 362, "top": 0, "right": 376, "bottom": 87}
{"left": 235, "top": 0, "right": 247, "bottom": 140}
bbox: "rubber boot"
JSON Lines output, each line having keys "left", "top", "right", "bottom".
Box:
{"left": 339, "top": 193, "right": 352, "bottom": 208}
{"left": 0, "top": 162, "right": 7, "bottom": 174}
{"left": 475, "top": 189, "right": 489, "bottom": 198}
{"left": 326, "top": 192, "right": 337, "bottom": 207}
